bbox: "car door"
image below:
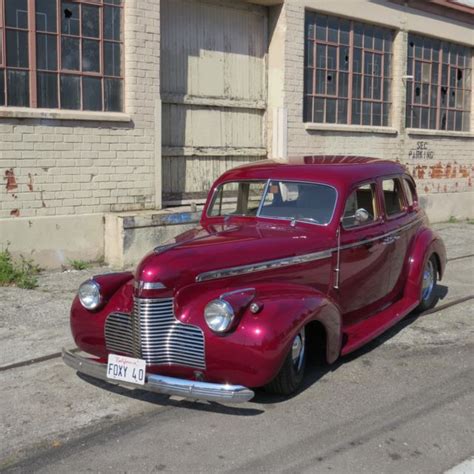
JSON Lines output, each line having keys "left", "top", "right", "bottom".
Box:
{"left": 337, "top": 182, "right": 393, "bottom": 325}
{"left": 379, "top": 176, "right": 411, "bottom": 300}
{"left": 380, "top": 176, "right": 418, "bottom": 301}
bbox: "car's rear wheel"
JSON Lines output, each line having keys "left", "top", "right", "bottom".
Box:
{"left": 265, "top": 328, "right": 306, "bottom": 395}
{"left": 415, "top": 254, "right": 438, "bottom": 312}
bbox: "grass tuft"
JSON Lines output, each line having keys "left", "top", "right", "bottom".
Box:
{"left": 68, "top": 259, "right": 89, "bottom": 271}
{"left": 0, "top": 248, "right": 41, "bottom": 289}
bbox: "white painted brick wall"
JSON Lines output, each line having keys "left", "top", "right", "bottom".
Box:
{"left": 282, "top": 1, "right": 474, "bottom": 197}
{"left": 0, "top": 0, "right": 160, "bottom": 219}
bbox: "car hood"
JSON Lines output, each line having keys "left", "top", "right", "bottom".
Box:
{"left": 135, "top": 221, "right": 334, "bottom": 290}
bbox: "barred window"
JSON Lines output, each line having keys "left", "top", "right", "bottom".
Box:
{"left": 406, "top": 35, "right": 471, "bottom": 132}
{"left": 304, "top": 13, "right": 393, "bottom": 126}
{"left": 0, "top": 0, "right": 123, "bottom": 111}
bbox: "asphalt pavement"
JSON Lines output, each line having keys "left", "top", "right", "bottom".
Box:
{"left": 0, "top": 223, "right": 473, "bottom": 473}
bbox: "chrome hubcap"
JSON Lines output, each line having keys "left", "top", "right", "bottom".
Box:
{"left": 291, "top": 330, "right": 305, "bottom": 372}
{"left": 422, "top": 260, "right": 435, "bottom": 301}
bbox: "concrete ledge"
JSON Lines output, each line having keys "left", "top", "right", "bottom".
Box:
{"left": 0, "top": 214, "right": 104, "bottom": 269}
{"left": 406, "top": 128, "right": 474, "bottom": 138}
{"left": 420, "top": 192, "right": 474, "bottom": 223}
{"left": 0, "top": 107, "right": 132, "bottom": 123}
{"left": 105, "top": 208, "right": 201, "bottom": 269}
{"left": 305, "top": 123, "right": 399, "bottom": 135}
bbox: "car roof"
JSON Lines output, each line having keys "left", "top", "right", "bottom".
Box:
{"left": 217, "top": 156, "right": 406, "bottom": 190}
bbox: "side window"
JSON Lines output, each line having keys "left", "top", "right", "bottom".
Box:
{"left": 382, "top": 178, "right": 405, "bottom": 217}
{"left": 342, "top": 183, "right": 377, "bottom": 228}
{"left": 402, "top": 177, "right": 416, "bottom": 207}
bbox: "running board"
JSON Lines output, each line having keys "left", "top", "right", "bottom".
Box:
{"left": 341, "top": 297, "right": 419, "bottom": 356}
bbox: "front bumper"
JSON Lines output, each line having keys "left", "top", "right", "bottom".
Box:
{"left": 62, "top": 349, "right": 254, "bottom": 404}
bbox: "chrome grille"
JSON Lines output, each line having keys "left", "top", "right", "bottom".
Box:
{"left": 105, "top": 298, "right": 206, "bottom": 369}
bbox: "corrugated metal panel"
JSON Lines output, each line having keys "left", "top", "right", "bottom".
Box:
{"left": 161, "top": 0, "right": 268, "bottom": 204}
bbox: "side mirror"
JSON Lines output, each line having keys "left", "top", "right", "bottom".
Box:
{"left": 355, "top": 208, "right": 370, "bottom": 223}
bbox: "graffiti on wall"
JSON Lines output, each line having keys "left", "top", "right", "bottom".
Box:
{"left": 408, "top": 141, "right": 435, "bottom": 160}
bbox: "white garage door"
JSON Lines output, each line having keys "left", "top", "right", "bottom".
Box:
{"left": 161, "top": 0, "right": 268, "bottom": 204}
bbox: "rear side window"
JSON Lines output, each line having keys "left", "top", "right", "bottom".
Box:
{"left": 402, "top": 177, "right": 416, "bottom": 207}
{"left": 342, "top": 183, "right": 378, "bottom": 228}
{"left": 382, "top": 178, "right": 405, "bottom": 217}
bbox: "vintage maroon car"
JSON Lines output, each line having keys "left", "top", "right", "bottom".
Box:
{"left": 63, "top": 156, "right": 446, "bottom": 403}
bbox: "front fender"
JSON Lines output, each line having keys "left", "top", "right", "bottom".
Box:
{"left": 405, "top": 228, "right": 447, "bottom": 302}
{"left": 175, "top": 282, "right": 342, "bottom": 387}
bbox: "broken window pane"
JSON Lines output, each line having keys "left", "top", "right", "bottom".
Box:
{"left": 82, "top": 39, "right": 100, "bottom": 72}
{"left": 83, "top": 76, "right": 102, "bottom": 111}
{"left": 37, "top": 72, "right": 58, "bottom": 108}
{"left": 6, "top": 31, "right": 29, "bottom": 68}
{"left": 7, "top": 70, "right": 29, "bottom": 106}
{"left": 61, "top": 36, "right": 80, "bottom": 70}
{"left": 104, "top": 78, "right": 122, "bottom": 111}
{"left": 326, "top": 72, "right": 336, "bottom": 95}
{"left": 37, "top": 33, "right": 58, "bottom": 70}
{"left": 36, "top": 0, "right": 57, "bottom": 33}
{"left": 61, "top": 2, "right": 80, "bottom": 36}
{"left": 60, "top": 74, "right": 80, "bottom": 109}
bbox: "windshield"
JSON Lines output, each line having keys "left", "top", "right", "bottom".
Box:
{"left": 209, "top": 180, "right": 337, "bottom": 225}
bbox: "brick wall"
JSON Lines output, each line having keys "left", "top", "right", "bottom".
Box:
{"left": 0, "top": 0, "right": 161, "bottom": 220}
{"left": 281, "top": 1, "right": 474, "bottom": 202}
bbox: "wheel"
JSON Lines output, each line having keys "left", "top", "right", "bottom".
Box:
{"left": 415, "top": 255, "right": 438, "bottom": 312}
{"left": 265, "top": 328, "right": 306, "bottom": 395}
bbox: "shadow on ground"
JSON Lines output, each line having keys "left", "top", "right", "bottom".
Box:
{"left": 77, "top": 284, "right": 450, "bottom": 412}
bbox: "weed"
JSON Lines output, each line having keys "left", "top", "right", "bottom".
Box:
{"left": 448, "top": 216, "right": 459, "bottom": 223}
{"left": 69, "top": 259, "right": 89, "bottom": 271}
{"left": 0, "top": 248, "right": 40, "bottom": 289}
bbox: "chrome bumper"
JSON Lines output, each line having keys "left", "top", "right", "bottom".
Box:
{"left": 62, "top": 349, "right": 254, "bottom": 404}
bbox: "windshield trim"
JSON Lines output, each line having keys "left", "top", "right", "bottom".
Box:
{"left": 207, "top": 178, "right": 339, "bottom": 227}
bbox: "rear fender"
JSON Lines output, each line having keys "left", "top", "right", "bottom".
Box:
{"left": 405, "top": 228, "right": 447, "bottom": 301}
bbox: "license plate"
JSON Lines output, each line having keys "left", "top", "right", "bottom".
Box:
{"left": 107, "top": 354, "right": 146, "bottom": 386}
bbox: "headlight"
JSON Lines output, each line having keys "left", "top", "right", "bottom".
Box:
{"left": 204, "top": 299, "right": 235, "bottom": 333}
{"left": 78, "top": 280, "right": 102, "bottom": 310}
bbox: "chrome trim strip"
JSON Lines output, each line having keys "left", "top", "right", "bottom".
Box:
{"left": 133, "top": 281, "right": 167, "bottom": 291}
{"left": 62, "top": 349, "right": 254, "bottom": 404}
{"left": 195, "top": 218, "right": 423, "bottom": 283}
{"left": 196, "top": 250, "right": 332, "bottom": 282}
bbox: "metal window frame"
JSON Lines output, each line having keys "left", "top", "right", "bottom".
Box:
{"left": 0, "top": 0, "right": 124, "bottom": 111}
{"left": 406, "top": 34, "right": 472, "bottom": 132}
{"left": 304, "top": 12, "right": 393, "bottom": 126}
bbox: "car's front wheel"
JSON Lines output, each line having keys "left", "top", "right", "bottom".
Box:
{"left": 265, "top": 328, "right": 306, "bottom": 395}
{"left": 415, "top": 254, "right": 438, "bottom": 312}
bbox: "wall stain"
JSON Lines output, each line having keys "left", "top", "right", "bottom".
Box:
{"left": 27, "top": 173, "right": 34, "bottom": 191}
{"left": 10, "top": 209, "right": 20, "bottom": 217}
{"left": 4, "top": 169, "right": 18, "bottom": 192}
